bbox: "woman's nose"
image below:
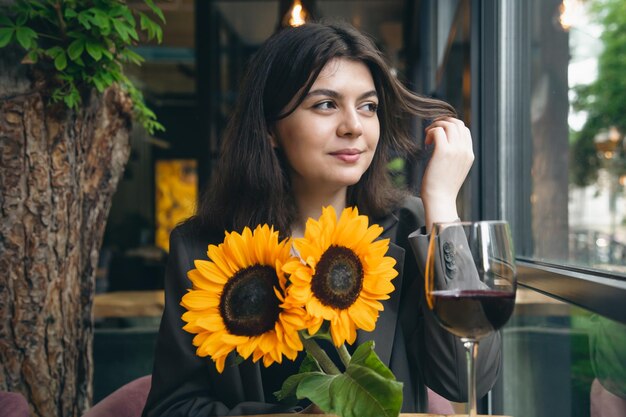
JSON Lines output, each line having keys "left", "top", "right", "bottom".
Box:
{"left": 337, "top": 109, "right": 363, "bottom": 138}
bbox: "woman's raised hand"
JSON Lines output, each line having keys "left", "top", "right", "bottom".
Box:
{"left": 420, "top": 117, "right": 474, "bottom": 231}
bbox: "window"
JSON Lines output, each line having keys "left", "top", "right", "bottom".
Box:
{"left": 422, "top": 0, "right": 626, "bottom": 415}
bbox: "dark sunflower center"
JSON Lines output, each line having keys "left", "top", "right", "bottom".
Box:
{"left": 219, "top": 265, "right": 281, "bottom": 336}
{"left": 311, "top": 245, "right": 364, "bottom": 309}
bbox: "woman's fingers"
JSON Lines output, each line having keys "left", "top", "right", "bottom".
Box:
{"left": 425, "top": 117, "right": 472, "bottom": 149}
{"left": 421, "top": 117, "right": 475, "bottom": 230}
{"left": 421, "top": 117, "right": 475, "bottom": 197}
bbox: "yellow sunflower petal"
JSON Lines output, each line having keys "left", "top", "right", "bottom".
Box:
{"left": 181, "top": 290, "right": 220, "bottom": 310}
{"left": 236, "top": 336, "right": 260, "bottom": 359}
{"left": 214, "top": 355, "right": 227, "bottom": 373}
{"left": 187, "top": 269, "right": 225, "bottom": 292}
{"left": 207, "top": 244, "right": 236, "bottom": 277}
{"left": 354, "top": 225, "right": 385, "bottom": 253}
{"left": 224, "top": 230, "right": 251, "bottom": 269}
{"left": 348, "top": 298, "right": 377, "bottom": 331}
{"left": 335, "top": 215, "right": 368, "bottom": 248}
{"left": 362, "top": 275, "right": 396, "bottom": 296}
{"left": 307, "top": 316, "right": 324, "bottom": 335}
{"left": 194, "top": 260, "right": 229, "bottom": 285}
{"left": 330, "top": 316, "right": 347, "bottom": 346}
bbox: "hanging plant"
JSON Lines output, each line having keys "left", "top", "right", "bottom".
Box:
{"left": 0, "top": 0, "right": 165, "bottom": 133}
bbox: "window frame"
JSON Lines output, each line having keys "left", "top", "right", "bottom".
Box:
{"left": 474, "top": 0, "right": 626, "bottom": 326}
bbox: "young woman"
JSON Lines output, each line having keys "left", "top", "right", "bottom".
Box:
{"left": 143, "top": 21, "right": 501, "bottom": 416}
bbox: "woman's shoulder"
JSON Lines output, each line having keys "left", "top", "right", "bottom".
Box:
{"left": 394, "top": 195, "right": 425, "bottom": 228}
{"left": 170, "top": 216, "right": 224, "bottom": 248}
{"left": 398, "top": 195, "right": 424, "bottom": 219}
{"left": 375, "top": 195, "right": 425, "bottom": 236}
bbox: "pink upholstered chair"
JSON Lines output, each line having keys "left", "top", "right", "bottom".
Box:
{"left": 82, "top": 375, "right": 152, "bottom": 417}
{"left": 0, "top": 391, "right": 29, "bottom": 417}
{"left": 427, "top": 387, "right": 455, "bottom": 414}
{"left": 81, "top": 375, "right": 453, "bottom": 416}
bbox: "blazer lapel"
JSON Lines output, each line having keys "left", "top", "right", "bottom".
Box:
{"left": 356, "top": 239, "right": 404, "bottom": 367}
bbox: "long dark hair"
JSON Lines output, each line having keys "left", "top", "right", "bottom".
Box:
{"left": 196, "top": 21, "right": 456, "bottom": 236}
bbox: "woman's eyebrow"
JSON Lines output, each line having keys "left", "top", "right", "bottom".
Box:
{"left": 306, "top": 89, "right": 378, "bottom": 100}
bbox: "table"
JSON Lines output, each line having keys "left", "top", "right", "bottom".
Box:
{"left": 236, "top": 414, "right": 509, "bottom": 417}
{"left": 93, "top": 290, "right": 164, "bottom": 318}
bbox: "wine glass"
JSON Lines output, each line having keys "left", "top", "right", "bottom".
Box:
{"left": 425, "top": 221, "right": 516, "bottom": 417}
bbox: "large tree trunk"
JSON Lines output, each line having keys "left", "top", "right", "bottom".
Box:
{"left": 0, "top": 49, "right": 132, "bottom": 416}
{"left": 531, "top": 0, "right": 570, "bottom": 260}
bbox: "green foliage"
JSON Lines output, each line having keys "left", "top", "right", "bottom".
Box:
{"left": 0, "top": 0, "right": 165, "bottom": 134}
{"left": 571, "top": 0, "right": 626, "bottom": 186}
{"left": 276, "top": 341, "right": 403, "bottom": 417}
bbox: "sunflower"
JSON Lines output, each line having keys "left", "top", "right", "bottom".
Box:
{"left": 283, "top": 206, "right": 398, "bottom": 347}
{"left": 181, "top": 225, "right": 307, "bottom": 373}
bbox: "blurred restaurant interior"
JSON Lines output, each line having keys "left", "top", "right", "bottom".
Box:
{"left": 88, "top": 0, "right": 626, "bottom": 416}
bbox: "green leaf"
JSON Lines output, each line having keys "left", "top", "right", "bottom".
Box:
{"left": 86, "top": 40, "right": 103, "bottom": 61}
{"left": 139, "top": 13, "right": 163, "bottom": 43}
{"left": 16, "top": 14, "right": 27, "bottom": 26}
{"left": 90, "top": 9, "right": 110, "bottom": 30}
{"left": 27, "top": 50, "right": 39, "bottom": 63}
{"left": 328, "top": 364, "right": 403, "bottom": 417}
{"left": 275, "top": 372, "right": 324, "bottom": 402}
{"left": 46, "top": 46, "right": 63, "bottom": 58}
{"left": 121, "top": 48, "right": 144, "bottom": 65}
{"left": 143, "top": 0, "right": 166, "bottom": 23}
{"left": 15, "top": 26, "right": 37, "bottom": 49}
{"left": 143, "top": 119, "right": 165, "bottom": 135}
{"left": 54, "top": 51, "right": 67, "bottom": 70}
{"left": 67, "top": 38, "right": 85, "bottom": 60}
{"left": 292, "top": 341, "right": 403, "bottom": 417}
{"left": 0, "top": 15, "right": 13, "bottom": 26}
{"left": 64, "top": 8, "right": 77, "bottom": 18}
{"left": 299, "top": 352, "right": 323, "bottom": 373}
{"left": 63, "top": 86, "right": 80, "bottom": 109}
{"left": 349, "top": 341, "right": 396, "bottom": 380}
{"left": 0, "top": 28, "right": 15, "bottom": 48}
{"left": 77, "top": 12, "right": 92, "bottom": 29}
{"left": 112, "top": 18, "right": 130, "bottom": 42}
{"left": 296, "top": 373, "right": 335, "bottom": 411}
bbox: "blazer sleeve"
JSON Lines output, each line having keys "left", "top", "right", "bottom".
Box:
{"left": 142, "top": 225, "right": 300, "bottom": 417}
{"left": 401, "top": 199, "right": 501, "bottom": 402}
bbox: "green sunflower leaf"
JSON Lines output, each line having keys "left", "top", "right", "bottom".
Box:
{"left": 299, "top": 352, "right": 323, "bottom": 373}
{"left": 296, "top": 373, "right": 334, "bottom": 411}
{"left": 275, "top": 371, "right": 325, "bottom": 402}
{"left": 349, "top": 341, "right": 396, "bottom": 380}
{"left": 289, "top": 341, "right": 403, "bottom": 417}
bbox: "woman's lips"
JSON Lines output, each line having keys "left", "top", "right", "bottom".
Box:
{"left": 330, "top": 149, "right": 362, "bottom": 163}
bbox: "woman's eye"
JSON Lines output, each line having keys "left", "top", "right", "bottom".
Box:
{"left": 361, "top": 102, "right": 378, "bottom": 113}
{"left": 314, "top": 101, "right": 336, "bottom": 110}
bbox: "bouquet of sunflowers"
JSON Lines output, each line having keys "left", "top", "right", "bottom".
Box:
{"left": 180, "top": 206, "right": 403, "bottom": 417}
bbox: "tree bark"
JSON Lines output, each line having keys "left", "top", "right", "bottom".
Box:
{"left": 531, "top": 0, "right": 570, "bottom": 260}
{"left": 0, "top": 49, "right": 132, "bottom": 416}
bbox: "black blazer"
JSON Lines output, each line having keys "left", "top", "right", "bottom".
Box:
{"left": 142, "top": 197, "right": 501, "bottom": 416}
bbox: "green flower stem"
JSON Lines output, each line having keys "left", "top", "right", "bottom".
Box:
{"left": 336, "top": 344, "right": 351, "bottom": 368}
{"left": 299, "top": 332, "right": 341, "bottom": 375}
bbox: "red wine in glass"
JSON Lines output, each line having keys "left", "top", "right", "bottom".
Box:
{"left": 417, "top": 220, "right": 516, "bottom": 417}
{"left": 431, "top": 289, "right": 515, "bottom": 340}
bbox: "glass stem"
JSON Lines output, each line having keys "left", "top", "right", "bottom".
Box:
{"left": 462, "top": 339, "right": 479, "bottom": 417}
{"left": 299, "top": 332, "right": 341, "bottom": 375}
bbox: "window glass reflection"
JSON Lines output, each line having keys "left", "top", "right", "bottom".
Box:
{"left": 530, "top": 0, "right": 626, "bottom": 274}
{"left": 503, "top": 288, "right": 626, "bottom": 417}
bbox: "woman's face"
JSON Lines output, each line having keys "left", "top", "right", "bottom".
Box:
{"left": 271, "top": 58, "right": 380, "bottom": 195}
